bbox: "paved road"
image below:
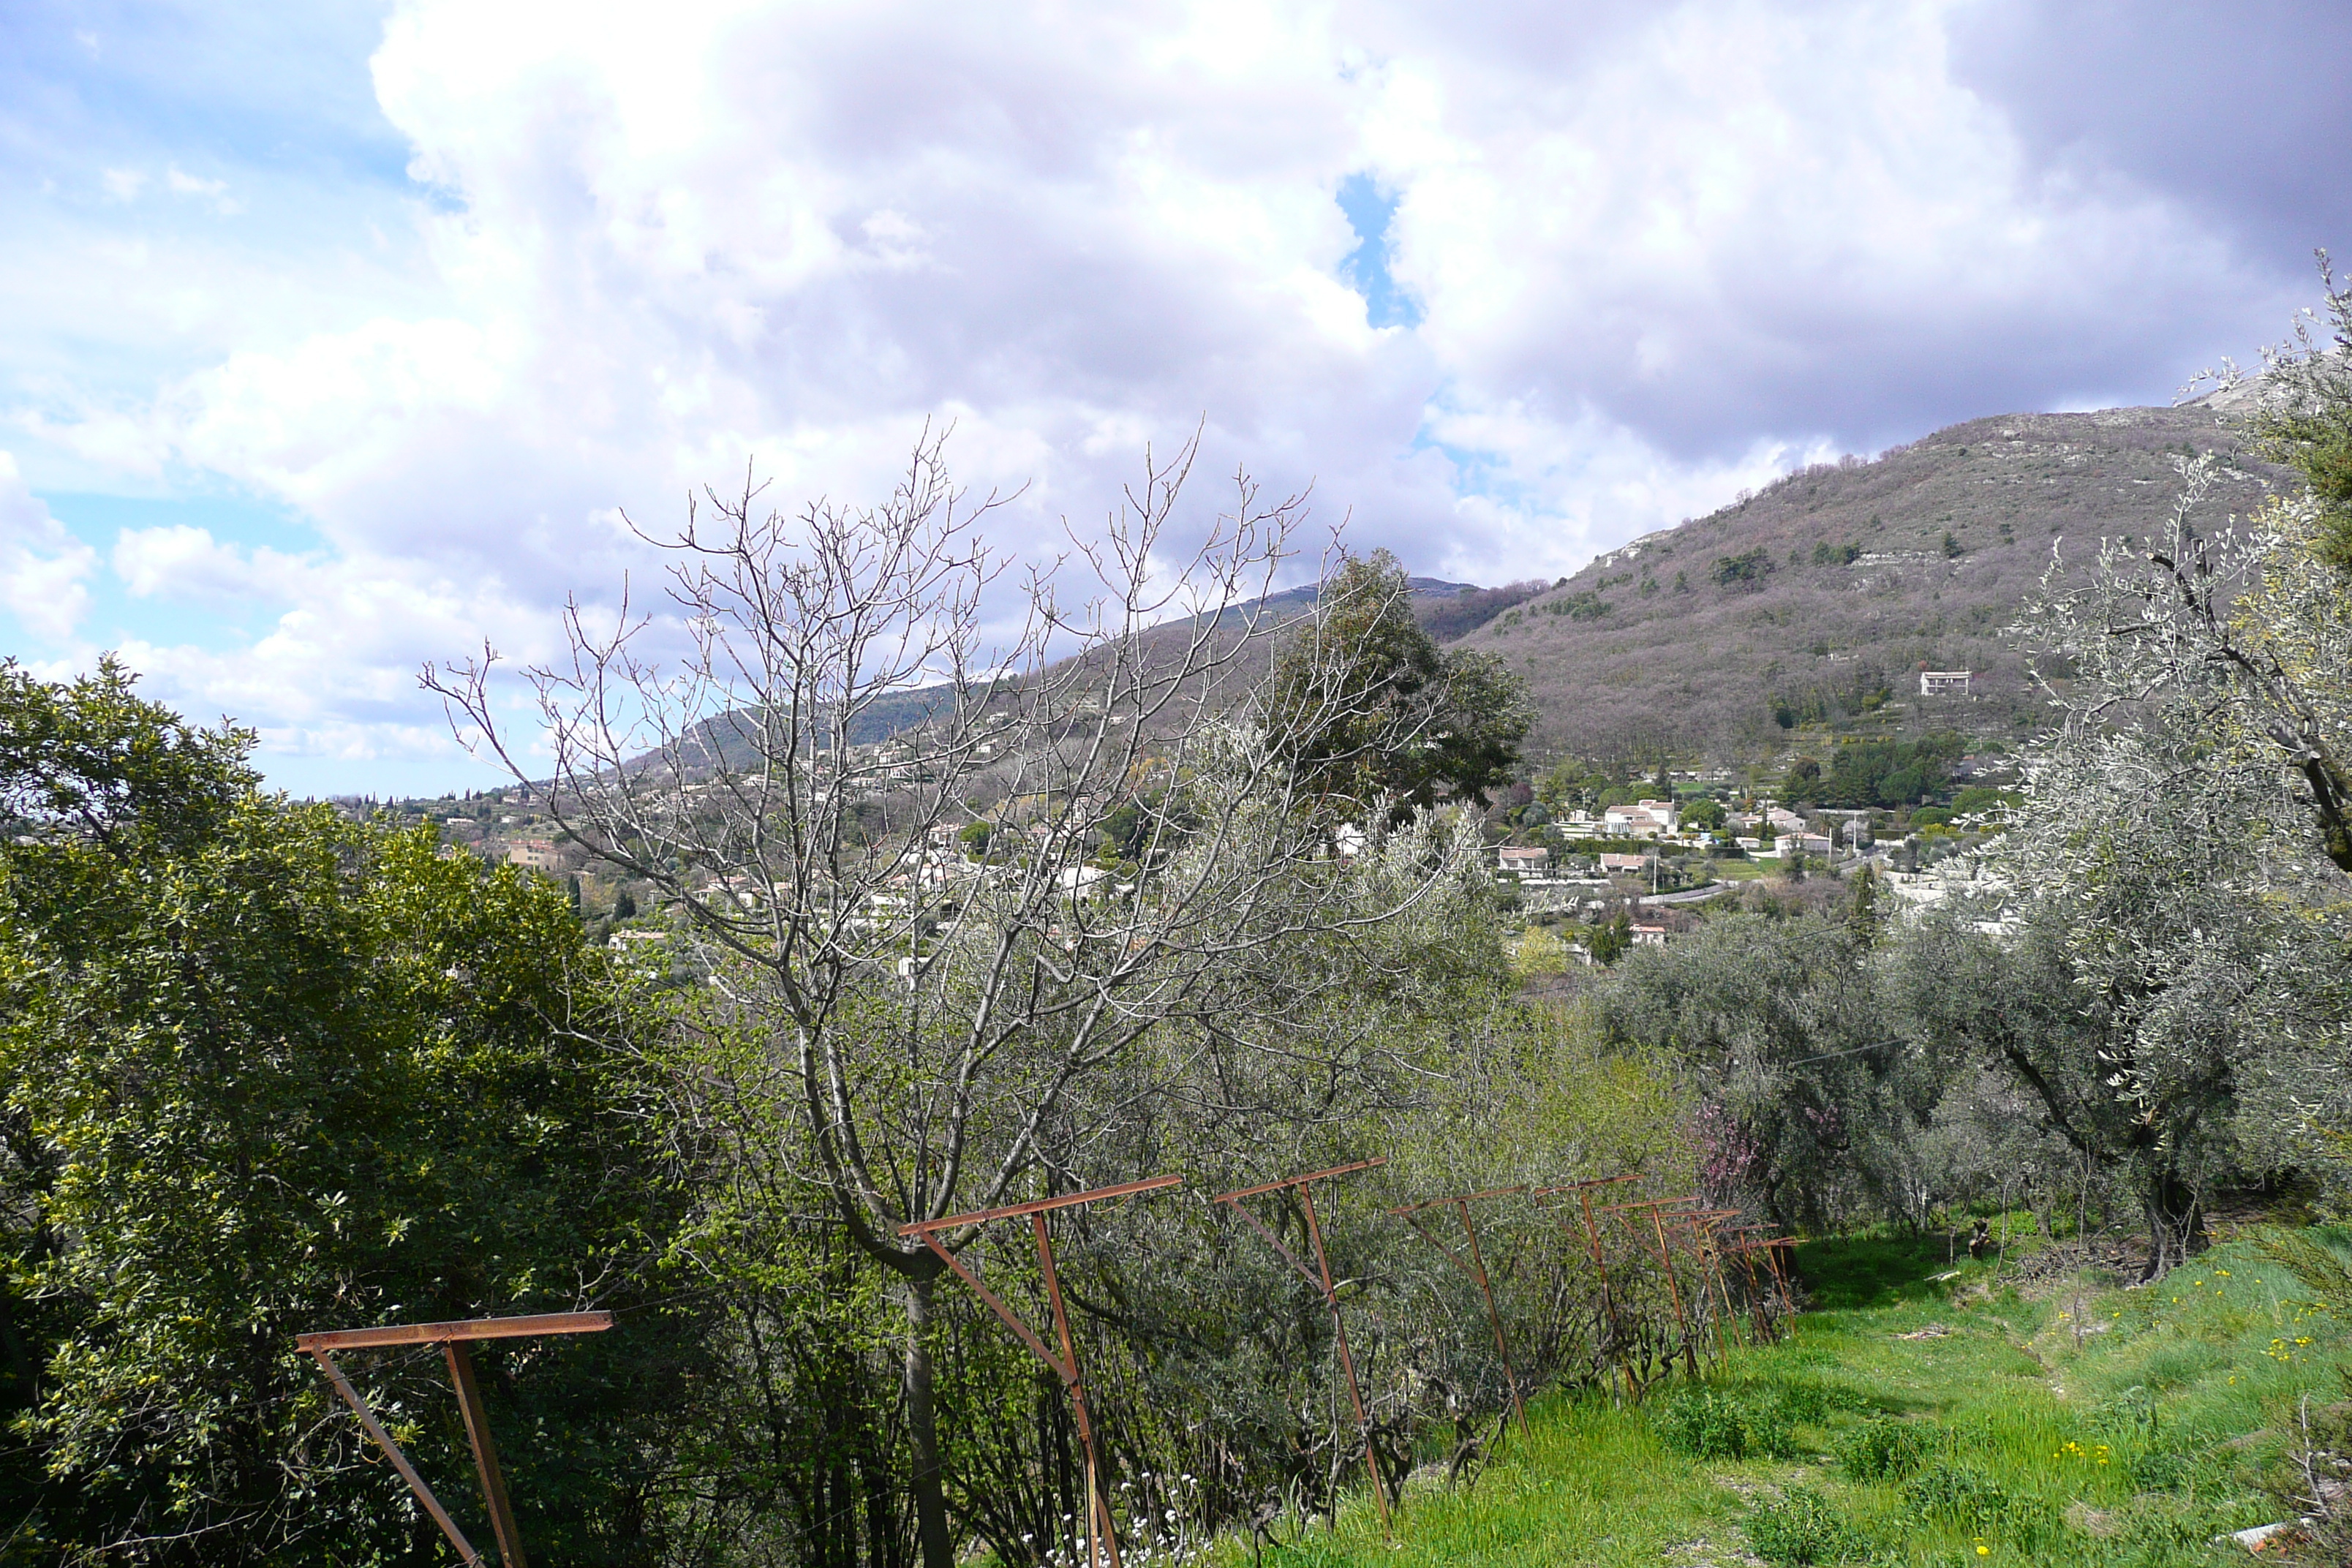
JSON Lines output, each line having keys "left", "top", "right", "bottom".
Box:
{"left": 1636, "top": 881, "right": 1744, "bottom": 906}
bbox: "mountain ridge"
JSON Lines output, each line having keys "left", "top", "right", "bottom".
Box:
{"left": 1448, "top": 399, "right": 2290, "bottom": 761}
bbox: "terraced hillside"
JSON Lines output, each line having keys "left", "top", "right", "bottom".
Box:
{"left": 1454, "top": 400, "right": 2289, "bottom": 761}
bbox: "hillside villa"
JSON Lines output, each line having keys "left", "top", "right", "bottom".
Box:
{"left": 1602, "top": 799, "right": 1678, "bottom": 837}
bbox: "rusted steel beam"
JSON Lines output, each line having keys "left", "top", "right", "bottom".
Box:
{"left": 1390, "top": 1189, "right": 1532, "bottom": 1437}
{"left": 296, "top": 1311, "right": 613, "bottom": 1353}
{"left": 1527, "top": 1173, "right": 1642, "bottom": 1202}
{"left": 306, "top": 1349, "right": 483, "bottom": 1566}
{"left": 899, "top": 1175, "right": 1185, "bottom": 1568}
{"left": 1388, "top": 1183, "right": 1527, "bottom": 1214}
{"left": 908, "top": 1228, "right": 1074, "bottom": 1382}
{"left": 1596, "top": 1193, "right": 1700, "bottom": 1213}
{"left": 1033, "top": 1211, "right": 1117, "bottom": 1568}
{"left": 1212, "top": 1157, "right": 1386, "bottom": 1205}
{"left": 298, "top": 1310, "right": 614, "bottom": 1567}
{"left": 447, "top": 1343, "right": 527, "bottom": 1568}
{"left": 900, "top": 1172, "right": 1183, "bottom": 1232}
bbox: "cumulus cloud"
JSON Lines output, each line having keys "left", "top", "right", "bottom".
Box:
{"left": 3, "top": 0, "right": 2338, "bottom": 784}
{"left": 0, "top": 451, "right": 98, "bottom": 642}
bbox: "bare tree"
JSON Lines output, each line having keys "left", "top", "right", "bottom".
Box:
{"left": 425, "top": 431, "right": 1481, "bottom": 1567}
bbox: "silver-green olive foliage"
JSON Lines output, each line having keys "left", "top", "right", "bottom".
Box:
{"left": 1998, "top": 331, "right": 2352, "bottom": 1256}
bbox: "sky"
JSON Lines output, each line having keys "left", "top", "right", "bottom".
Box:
{"left": 2, "top": 0, "right": 2346, "bottom": 796}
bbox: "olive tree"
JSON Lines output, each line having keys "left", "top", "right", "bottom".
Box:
{"left": 426, "top": 433, "right": 1486, "bottom": 1567}
{"left": 2002, "top": 429, "right": 2352, "bottom": 1264}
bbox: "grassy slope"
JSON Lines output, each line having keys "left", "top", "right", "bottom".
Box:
{"left": 1244, "top": 1228, "right": 2348, "bottom": 1567}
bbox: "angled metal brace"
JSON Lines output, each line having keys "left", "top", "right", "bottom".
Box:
{"left": 298, "top": 1310, "right": 613, "bottom": 1567}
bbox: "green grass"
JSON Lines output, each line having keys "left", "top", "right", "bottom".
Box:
{"left": 1235, "top": 1228, "right": 2351, "bottom": 1567}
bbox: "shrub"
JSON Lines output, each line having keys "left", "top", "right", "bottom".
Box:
{"left": 1712, "top": 547, "right": 1776, "bottom": 587}
{"left": 1745, "top": 1487, "right": 1869, "bottom": 1565}
{"left": 1900, "top": 1459, "right": 2055, "bottom": 1542}
{"left": 1834, "top": 1416, "right": 1931, "bottom": 1482}
{"left": 2127, "top": 1449, "right": 2191, "bottom": 1492}
{"left": 1651, "top": 1387, "right": 1800, "bottom": 1460}
{"left": 1768, "top": 1380, "right": 1834, "bottom": 1423}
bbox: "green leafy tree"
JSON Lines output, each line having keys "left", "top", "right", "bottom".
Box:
{"left": 0, "top": 660, "right": 693, "bottom": 1565}
{"left": 1597, "top": 912, "right": 1953, "bottom": 1230}
{"left": 1589, "top": 911, "right": 1632, "bottom": 967}
{"left": 1680, "top": 797, "right": 1727, "bottom": 832}
{"left": 1266, "top": 550, "right": 1531, "bottom": 818}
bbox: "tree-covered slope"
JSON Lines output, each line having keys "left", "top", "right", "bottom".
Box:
{"left": 1451, "top": 402, "right": 2289, "bottom": 759}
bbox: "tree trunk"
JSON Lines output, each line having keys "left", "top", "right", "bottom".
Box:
{"left": 2138, "top": 1171, "right": 2204, "bottom": 1281}
{"left": 902, "top": 1273, "right": 955, "bottom": 1568}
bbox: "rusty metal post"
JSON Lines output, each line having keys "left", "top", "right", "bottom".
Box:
{"left": 1604, "top": 1197, "right": 1700, "bottom": 1378}
{"left": 1684, "top": 1214, "right": 1738, "bottom": 1368}
{"left": 1725, "top": 1230, "right": 1771, "bottom": 1341}
{"left": 1653, "top": 1205, "right": 1700, "bottom": 1377}
{"left": 900, "top": 1174, "right": 1182, "bottom": 1568}
{"left": 1532, "top": 1175, "right": 1640, "bottom": 1398}
{"left": 1034, "top": 1211, "right": 1120, "bottom": 1568}
{"left": 1390, "top": 1186, "right": 1531, "bottom": 1439}
{"left": 307, "top": 1349, "right": 483, "bottom": 1565}
{"left": 1215, "top": 1159, "right": 1392, "bottom": 1531}
{"left": 1762, "top": 1237, "right": 1796, "bottom": 1317}
{"left": 445, "top": 1343, "right": 527, "bottom": 1568}
{"left": 1300, "top": 1180, "right": 1387, "bottom": 1529}
{"left": 296, "top": 1310, "right": 612, "bottom": 1568}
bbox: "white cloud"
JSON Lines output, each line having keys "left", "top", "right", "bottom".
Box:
{"left": 165, "top": 167, "right": 226, "bottom": 198}
{"left": 2, "top": 0, "right": 2317, "bottom": 784}
{"left": 0, "top": 451, "right": 99, "bottom": 642}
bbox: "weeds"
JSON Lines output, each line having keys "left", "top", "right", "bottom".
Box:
{"left": 1744, "top": 1486, "right": 1868, "bottom": 1565}
{"left": 1650, "top": 1386, "right": 1803, "bottom": 1460}
{"left": 1833, "top": 1414, "right": 1930, "bottom": 1482}
{"left": 1901, "top": 1457, "right": 2055, "bottom": 1542}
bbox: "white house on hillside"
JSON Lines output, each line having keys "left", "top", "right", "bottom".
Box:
{"left": 1602, "top": 799, "right": 1678, "bottom": 837}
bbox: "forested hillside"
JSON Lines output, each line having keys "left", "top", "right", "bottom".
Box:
{"left": 1452, "top": 400, "right": 2290, "bottom": 758}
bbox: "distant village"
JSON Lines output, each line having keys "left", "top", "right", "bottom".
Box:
{"left": 339, "top": 685, "right": 2016, "bottom": 968}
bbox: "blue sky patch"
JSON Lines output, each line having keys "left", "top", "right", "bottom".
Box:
{"left": 1336, "top": 172, "right": 1420, "bottom": 330}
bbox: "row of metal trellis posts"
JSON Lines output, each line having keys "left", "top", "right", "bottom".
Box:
{"left": 897, "top": 1158, "right": 1802, "bottom": 1568}
{"left": 289, "top": 1159, "right": 1798, "bottom": 1568}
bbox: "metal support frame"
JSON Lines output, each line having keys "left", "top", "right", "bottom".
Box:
{"left": 1682, "top": 1211, "right": 1743, "bottom": 1368}
{"left": 1213, "top": 1158, "right": 1393, "bottom": 1531}
{"left": 1389, "top": 1186, "right": 1532, "bottom": 1439}
{"left": 1531, "top": 1175, "right": 1641, "bottom": 1398}
{"left": 1753, "top": 1235, "right": 1798, "bottom": 1316}
{"left": 297, "top": 1310, "right": 614, "bottom": 1567}
{"left": 1601, "top": 1196, "right": 1703, "bottom": 1377}
{"left": 900, "top": 1174, "right": 1183, "bottom": 1568}
{"left": 1729, "top": 1236, "right": 1771, "bottom": 1339}
{"left": 1725, "top": 1233, "right": 1779, "bottom": 1341}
